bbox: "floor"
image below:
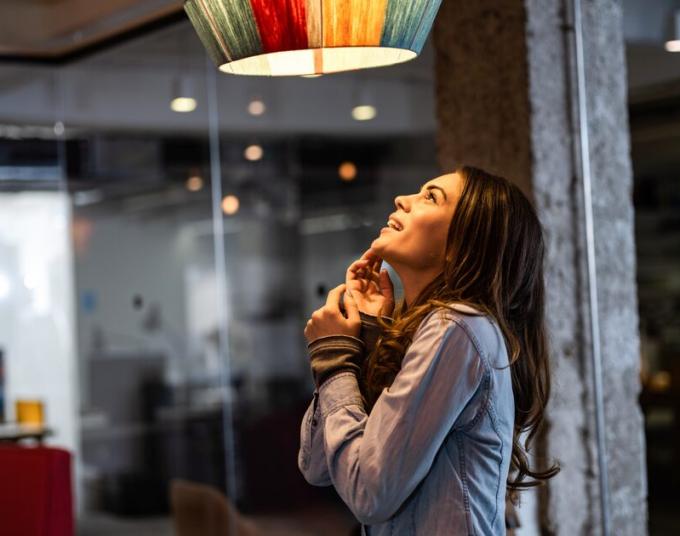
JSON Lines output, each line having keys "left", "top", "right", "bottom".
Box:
{"left": 78, "top": 504, "right": 359, "bottom": 536}
{"left": 76, "top": 499, "right": 680, "bottom": 535}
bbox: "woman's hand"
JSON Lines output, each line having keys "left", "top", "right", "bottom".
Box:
{"left": 304, "top": 283, "right": 360, "bottom": 344}
{"left": 346, "top": 248, "right": 395, "bottom": 317}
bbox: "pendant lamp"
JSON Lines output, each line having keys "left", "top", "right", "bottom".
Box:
{"left": 184, "top": 0, "right": 443, "bottom": 76}
{"left": 666, "top": 10, "right": 680, "bottom": 52}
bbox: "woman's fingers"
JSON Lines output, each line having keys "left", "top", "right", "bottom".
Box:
{"left": 349, "top": 259, "right": 381, "bottom": 279}
{"left": 348, "top": 259, "right": 370, "bottom": 275}
{"left": 347, "top": 259, "right": 373, "bottom": 293}
{"left": 346, "top": 260, "right": 366, "bottom": 294}
{"left": 347, "top": 259, "right": 370, "bottom": 280}
{"left": 326, "top": 283, "right": 345, "bottom": 310}
{"left": 359, "top": 248, "right": 378, "bottom": 262}
{"left": 346, "top": 250, "right": 383, "bottom": 294}
{"left": 379, "top": 269, "right": 394, "bottom": 299}
{"left": 349, "top": 249, "right": 381, "bottom": 272}
{"left": 342, "top": 287, "right": 360, "bottom": 321}
{"left": 356, "top": 269, "right": 380, "bottom": 293}
{"left": 322, "top": 283, "right": 359, "bottom": 324}
{"left": 361, "top": 248, "right": 383, "bottom": 279}
{"left": 370, "top": 253, "right": 383, "bottom": 275}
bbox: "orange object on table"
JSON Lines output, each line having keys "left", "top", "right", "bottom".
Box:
{"left": 15, "top": 400, "right": 44, "bottom": 426}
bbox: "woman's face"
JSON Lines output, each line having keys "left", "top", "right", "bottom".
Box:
{"left": 371, "top": 172, "right": 464, "bottom": 272}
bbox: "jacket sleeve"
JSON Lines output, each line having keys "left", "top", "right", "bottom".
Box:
{"left": 317, "top": 308, "right": 488, "bottom": 525}
{"left": 297, "top": 312, "right": 393, "bottom": 485}
{"left": 298, "top": 390, "right": 333, "bottom": 486}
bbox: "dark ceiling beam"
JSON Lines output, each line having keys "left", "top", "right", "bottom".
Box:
{"left": 0, "top": 7, "right": 186, "bottom": 66}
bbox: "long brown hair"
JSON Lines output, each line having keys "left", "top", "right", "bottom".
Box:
{"left": 359, "top": 165, "right": 560, "bottom": 499}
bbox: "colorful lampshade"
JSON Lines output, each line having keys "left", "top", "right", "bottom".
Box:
{"left": 184, "top": 0, "right": 443, "bottom": 76}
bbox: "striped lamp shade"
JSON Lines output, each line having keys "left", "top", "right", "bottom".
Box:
{"left": 184, "top": 0, "right": 443, "bottom": 76}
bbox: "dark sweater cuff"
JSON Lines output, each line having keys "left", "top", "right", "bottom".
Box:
{"left": 307, "top": 335, "right": 365, "bottom": 389}
{"left": 359, "top": 311, "right": 393, "bottom": 351}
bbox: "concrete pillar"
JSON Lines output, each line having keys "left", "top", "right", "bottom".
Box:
{"left": 433, "top": 1, "right": 647, "bottom": 534}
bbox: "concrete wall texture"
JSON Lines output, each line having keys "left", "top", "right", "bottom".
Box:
{"left": 434, "top": 1, "right": 647, "bottom": 534}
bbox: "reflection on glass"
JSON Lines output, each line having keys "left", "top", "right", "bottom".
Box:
{"left": 0, "top": 16, "right": 439, "bottom": 536}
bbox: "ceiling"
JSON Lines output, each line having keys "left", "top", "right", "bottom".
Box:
{"left": 0, "top": 0, "right": 676, "bottom": 69}
{"left": 0, "top": 0, "right": 678, "bottom": 138}
{"left": 0, "top": 0, "right": 183, "bottom": 59}
{"left": 0, "top": 0, "right": 678, "bottom": 200}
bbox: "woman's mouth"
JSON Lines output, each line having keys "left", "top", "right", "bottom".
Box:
{"left": 386, "top": 219, "right": 403, "bottom": 231}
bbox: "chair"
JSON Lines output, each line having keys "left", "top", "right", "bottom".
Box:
{"left": 170, "top": 479, "right": 261, "bottom": 536}
{"left": 0, "top": 445, "right": 74, "bottom": 536}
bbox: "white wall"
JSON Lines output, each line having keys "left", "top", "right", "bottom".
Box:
{"left": 0, "top": 190, "right": 79, "bottom": 496}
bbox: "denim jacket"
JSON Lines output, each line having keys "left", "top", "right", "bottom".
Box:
{"left": 298, "top": 303, "right": 515, "bottom": 535}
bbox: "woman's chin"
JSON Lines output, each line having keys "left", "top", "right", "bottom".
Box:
{"left": 370, "top": 237, "right": 390, "bottom": 259}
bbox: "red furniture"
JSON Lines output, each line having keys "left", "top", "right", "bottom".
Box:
{"left": 0, "top": 445, "right": 74, "bottom": 536}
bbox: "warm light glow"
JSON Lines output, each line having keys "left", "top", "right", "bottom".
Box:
{"left": 217, "top": 47, "right": 416, "bottom": 76}
{"left": 186, "top": 175, "right": 204, "bottom": 192}
{"left": 71, "top": 217, "right": 94, "bottom": 255}
{"left": 248, "top": 99, "right": 266, "bottom": 116}
{"left": 171, "top": 97, "right": 197, "bottom": 113}
{"left": 215, "top": 47, "right": 417, "bottom": 76}
{"left": 339, "top": 161, "right": 357, "bottom": 181}
{"left": 666, "top": 40, "right": 680, "bottom": 52}
{"left": 244, "top": 144, "right": 263, "bottom": 161}
{"left": 352, "top": 105, "right": 377, "bottom": 121}
{"left": 221, "top": 195, "right": 240, "bottom": 215}
{"left": 649, "top": 370, "right": 672, "bottom": 392}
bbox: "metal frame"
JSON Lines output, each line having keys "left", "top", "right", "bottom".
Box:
{"left": 567, "top": 0, "right": 612, "bottom": 533}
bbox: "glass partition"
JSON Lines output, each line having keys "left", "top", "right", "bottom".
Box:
{"left": 0, "top": 65, "right": 77, "bottom": 473}
{"left": 0, "top": 17, "right": 439, "bottom": 535}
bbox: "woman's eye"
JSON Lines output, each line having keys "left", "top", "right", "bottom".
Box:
{"left": 426, "top": 191, "right": 436, "bottom": 202}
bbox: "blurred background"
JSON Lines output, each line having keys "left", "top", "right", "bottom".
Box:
{"left": 0, "top": 0, "right": 677, "bottom": 534}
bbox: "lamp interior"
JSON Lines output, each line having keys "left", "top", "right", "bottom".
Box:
{"left": 219, "top": 46, "right": 417, "bottom": 76}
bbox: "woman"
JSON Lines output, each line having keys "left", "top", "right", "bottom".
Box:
{"left": 298, "top": 166, "right": 560, "bottom": 535}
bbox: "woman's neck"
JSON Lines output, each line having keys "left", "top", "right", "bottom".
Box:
{"left": 397, "top": 266, "right": 442, "bottom": 308}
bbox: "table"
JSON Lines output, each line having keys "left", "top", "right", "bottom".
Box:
{"left": 0, "top": 423, "right": 53, "bottom": 444}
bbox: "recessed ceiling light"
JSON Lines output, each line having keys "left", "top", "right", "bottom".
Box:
{"left": 339, "top": 161, "right": 357, "bottom": 181}
{"left": 666, "top": 11, "right": 680, "bottom": 52}
{"left": 248, "top": 99, "right": 266, "bottom": 116}
{"left": 171, "top": 76, "right": 197, "bottom": 112}
{"left": 666, "top": 39, "right": 680, "bottom": 52}
{"left": 171, "top": 97, "right": 197, "bottom": 113}
{"left": 186, "top": 175, "right": 204, "bottom": 192}
{"left": 244, "top": 144, "right": 263, "bottom": 161}
{"left": 352, "top": 105, "right": 377, "bottom": 121}
{"left": 222, "top": 195, "right": 240, "bottom": 215}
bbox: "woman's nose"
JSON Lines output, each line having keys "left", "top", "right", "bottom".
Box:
{"left": 394, "top": 194, "right": 409, "bottom": 211}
